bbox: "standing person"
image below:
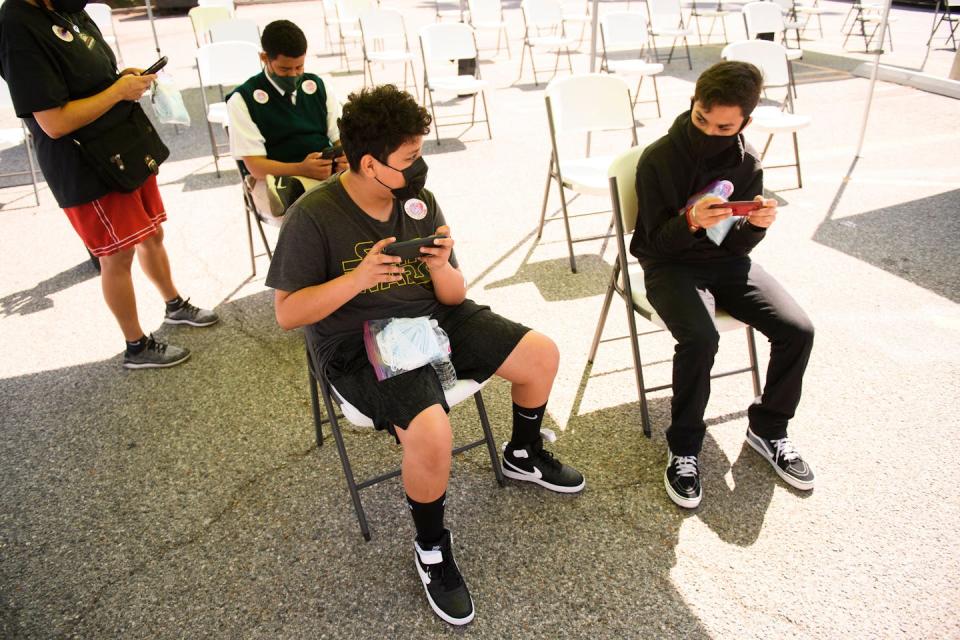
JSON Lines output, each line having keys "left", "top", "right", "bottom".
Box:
{"left": 226, "top": 19, "right": 345, "bottom": 217}
{"left": 631, "top": 61, "right": 815, "bottom": 509}
{"left": 266, "top": 85, "right": 585, "bottom": 626}
{"left": 0, "top": 0, "right": 218, "bottom": 369}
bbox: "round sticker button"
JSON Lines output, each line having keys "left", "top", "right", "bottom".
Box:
{"left": 404, "top": 198, "right": 428, "bottom": 220}
{"left": 52, "top": 25, "right": 74, "bottom": 42}
{"left": 253, "top": 89, "right": 269, "bottom": 104}
{"left": 301, "top": 79, "right": 318, "bottom": 95}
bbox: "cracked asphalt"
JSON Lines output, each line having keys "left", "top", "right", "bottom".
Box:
{"left": 1, "top": 0, "right": 958, "bottom": 637}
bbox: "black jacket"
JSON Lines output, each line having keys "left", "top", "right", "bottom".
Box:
{"left": 630, "top": 111, "right": 766, "bottom": 269}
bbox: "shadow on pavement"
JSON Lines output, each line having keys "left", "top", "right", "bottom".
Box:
{"left": 0, "top": 260, "right": 100, "bottom": 317}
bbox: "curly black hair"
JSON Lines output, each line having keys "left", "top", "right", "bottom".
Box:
{"left": 261, "top": 20, "right": 307, "bottom": 59}
{"left": 338, "top": 85, "right": 432, "bottom": 172}
{"left": 693, "top": 61, "right": 764, "bottom": 118}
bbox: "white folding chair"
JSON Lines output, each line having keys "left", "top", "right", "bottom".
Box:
{"left": 588, "top": 145, "right": 761, "bottom": 437}
{"left": 741, "top": 2, "right": 804, "bottom": 56}
{"left": 769, "top": 0, "right": 805, "bottom": 48}
{"left": 927, "top": 0, "right": 959, "bottom": 50}
{"left": 209, "top": 18, "right": 260, "bottom": 46}
{"left": 688, "top": 0, "right": 732, "bottom": 45}
{"left": 842, "top": 2, "right": 895, "bottom": 52}
{"left": 0, "top": 78, "right": 41, "bottom": 207}
{"left": 644, "top": 0, "right": 692, "bottom": 70}
{"left": 538, "top": 74, "right": 638, "bottom": 273}
{"left": 334, "top": 0, "right": 373, "bottom": 70}
{"left": 189, "top": 6, "right": 231, "bottom": 46}
{"left": 599, "top": 11, "right": 664, "bottom": 118}
{"left": 198, "top": 0, "right": 236, "bottom": 17}
{"left": 419, "top": 23, "right": 492, "bottom": 144}
{"left": 793, "top": 0, "right": 826, "bottom": 39}
{"left": 85, "top": 3, "right": 123, "bottom": 66}
{"left": 561, "top": 0, "right": 591, "bottom": 47}
{"left": 467, "top": 0, "right": 511, "bottom": 58}
{"left": 434, "top": 0, "right": 466, "bottom": 21}
{"left": 195, "top": 41, "right": 262, "bottom": 177}
{"left": 305, "top": 333, "right": 504, "bottom": 542}
{"left": 359, "top": 8, "right": 418, "bottom": 97}
{"left": 518, "top": 0, "right": 576, "bottom": 86}
{"left": 722, "top": 40, "right": 811, "bottom": 189}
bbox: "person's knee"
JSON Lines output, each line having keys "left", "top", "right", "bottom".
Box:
{"left": 679, "top": 328, "right": 720, "bottom": 357}
{"left": 526, "top": 331, "right": 560, "bottom": 380}
{"left": 139, "top": 227, "right": 164, "bottom": 248}
{"left": 788, "top": 316, "right": 815, "bottom": 351}
{"left": 99, "top": 246, "right": 135, "bottom": 272}
{"left": 403, "top": 408, "right": 453, "bottom": 469}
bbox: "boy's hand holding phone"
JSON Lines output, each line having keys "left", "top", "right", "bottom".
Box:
{"left": 416, "top": 226, "right": 454, "bottom": 272}
{"left": 350, "top": 237, "right": 404, "bottom": 292}
{"left": 690, "top": 195, "right": 734, "bottom": 229}
{"left": 299, "top": 152, "right": 335, "bottom": 180}
{"left": 745, "top": 196, "right": 778, "bottom": 229}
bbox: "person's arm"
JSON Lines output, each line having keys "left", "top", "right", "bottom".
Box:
{"left": 32, "top": 73, "right": 155, "bottom": 139}
{"left": 630, "top": 160, "right": 702, "bottom": 259}
{"left": 274, "top": 236, "right": 405, "bottom": 330}
{"left": 241, "top": 154, "right": 334, "bottom": 181}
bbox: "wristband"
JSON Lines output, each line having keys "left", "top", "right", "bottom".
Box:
{"left": 685, "top": 206, "right": 701, "bottom": 232}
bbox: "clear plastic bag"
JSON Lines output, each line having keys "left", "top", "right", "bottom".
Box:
{"left": 150, "top": 72, "right": 191, "bottom": 126}
{"left": 363, "top": 317, "right": 446, "bottom": 382}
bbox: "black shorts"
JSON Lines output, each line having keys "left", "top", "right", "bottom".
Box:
{"left": 325, "top": 300, "right": 531, "bottom": 440}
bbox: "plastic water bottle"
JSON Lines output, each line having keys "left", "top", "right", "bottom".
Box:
{"left": 430, "top": 321, "right": 457, "bottom": 391}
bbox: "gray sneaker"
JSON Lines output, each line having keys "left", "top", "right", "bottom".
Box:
{"left": 164, "top": 298, "right": 219, "bottom": 327}
{"left": 123, "top": 334, "right": 190, "bottom": 369}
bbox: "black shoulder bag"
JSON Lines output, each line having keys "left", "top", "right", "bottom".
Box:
{"left": 72, "top": 103, "right": 170, "bottom": 193}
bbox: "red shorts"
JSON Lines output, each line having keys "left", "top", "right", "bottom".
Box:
{"left": 63, "top": 175, "right": 167, "bottom": 257}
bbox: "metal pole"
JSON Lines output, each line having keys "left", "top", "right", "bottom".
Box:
{"left": 588, "top": 0, "right": 600, "bottom": 72}
{"left": 144, "top": 0, "right": 162, "bottom": 57}
{"left": 854, "top": 0, "right": 892, "bottom": 158}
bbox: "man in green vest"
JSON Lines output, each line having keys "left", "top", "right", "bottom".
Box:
{"left": 227, "top": 20, "right": 345, "bottom": 217}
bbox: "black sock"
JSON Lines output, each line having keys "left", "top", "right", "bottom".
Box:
{"left": 164, "top": 295, "right": 184, "bottom": 312}
{"left": 407, "top": 493, "right": 446, "bottom": 547}
{"left": 510, "top": 402, "right": 546, "bottom": 449}
{"left": 126, "top": 335, "right": 147, "bottom": 355}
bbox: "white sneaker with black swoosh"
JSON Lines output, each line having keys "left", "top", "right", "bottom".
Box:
{"left": 501, "top": 437, "right": 585, "bottom": 493}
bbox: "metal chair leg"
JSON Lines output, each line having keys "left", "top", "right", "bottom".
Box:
{"left": 746, "top": 326, "right": 762, "bottom": 397}
{"left": 307, "top": 351, "right": 325, "bottom": 447}
{"left": 474, "top": 392, "right": 505, "bottom": 487}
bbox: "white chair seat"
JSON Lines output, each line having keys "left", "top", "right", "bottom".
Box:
{"left": 0, "top": 128, "right": 25, "bottom": 148}
{"left": 332, "top": 378, "right": 485, "bottom": 428}
{"left": 651, "top": 27, "right": 693, "bottom": 37}
{"left": 627, "top": 264, "right": 747, "bottom": 332}
{"left": 207, "top": 101, "right": 230, "bottom": 126}
{"left": 560, "top": 155, "right": 615, "bottom": 195}
{"left": 785, "top": 48, "right": 803, "bottom": 60}
{"left": 428, "top": 75, "right": 490, "bottom": 93}
{"left": 529, "top": 34, "right": 576, "bottom": 47}
{"left": 607, "top": 60, "right": 664, "bottom": 75}
{"left": 367, "top": 50, "right": 416, "bottom": 63}
{"left": 750, "top": 106, "right": 811, "bottom": 132}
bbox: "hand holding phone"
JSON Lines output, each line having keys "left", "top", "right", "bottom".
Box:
{"left": 141, "top": 56, "right": 168, "bottom": 76}
{"left": 709, "top": 200, "right": 763, "bottom": 216}
{"left": 382, "top": 235, "right": 448, "bottom": 260}
{"left": 320, "top": 145, "right": 343, "bottom": 160}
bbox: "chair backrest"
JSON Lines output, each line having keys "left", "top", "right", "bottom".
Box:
{"left": 600, "top": 11, "right": 649, "bottom": 51}
{"left": 769, "top": 0, "right": 795, "bottom": 14}
{"left": 546, "top": 74, "right": 635, "bottom": 134}
{"left": 84, "top": 3, "right": 114, "bottom": 37}
{"left": 467, "top": 0, "right": 503, "bottom": 25}
{"left": 360, "top": 8, "right": 407, "bottom": 45}
{"left": 189, "top": 6, "right": 231, "bottom": 42}
{"left": 646, "top": 0, "right": 683, "bottom": 30}
{"left": 336, "top": 0, "right": 373, "bottom": 23}
{"left": 420, "top": 22, "right": 478, "bottom": 63}
{"left": 196, "top": 41, "right": 261, "bottom": 87}
{"left": 721, "top": 39, "right": 790, "bottom": 88}
{"left": 209, "top": 18, "right": 260, "bottom": 45}
{"left": 607, "top": 144, "right": 645, "bottom": 238}
{"left": 522, "top": 0, "right": 564, "bottom": 29}
{"left": 198, "top": 0, "right": 235, "bottom": 15}
{"left": 741, "top": 2, "right": 784, "bottom": 37}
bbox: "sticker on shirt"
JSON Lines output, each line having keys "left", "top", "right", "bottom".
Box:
{"left": 78, "top": 32, "right": 96, "bottom": 49}
{"left": 301, "top": 79, "right": 318, "bottom": 95}
{"left": 253, "top": 89, "right": 269, "bottom": 104}
{"left": 52, "top": 25, "right": 74, "bottom": 42}
{"left": 404, "top": 198, "right": 428, "bottom": 221}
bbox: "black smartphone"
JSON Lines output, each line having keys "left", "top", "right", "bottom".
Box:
{"left": 320, "top": 145, "right": 343, "bottom": 160}
{"left": 141, "top": 56, "right": 168, "bottom": 76}
{"left": 382, "top": 235, "right": 447, "bottom": 260}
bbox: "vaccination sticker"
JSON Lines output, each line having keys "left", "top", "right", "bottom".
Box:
{"left": 404, "top": 198, "right": 428, "bottom": 220}
{"left": 301, "top": 79, "right": 317, "bottom": 95}
{"left": 78, "top": 32, "right": 96, "bottom": 49}
{"left": 253, "top": 89, "right": 269, "bottom": 104}
{"left": 52, "top": 25, "right": 74, "bottom": 42}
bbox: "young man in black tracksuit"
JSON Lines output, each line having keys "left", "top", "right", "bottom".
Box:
{"left": 631, "top": 61, "right": 815, "bottom": 508}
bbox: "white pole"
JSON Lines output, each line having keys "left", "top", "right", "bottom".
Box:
{"left": 588, "top": 0, "right": 600, "bottom": 72}
{"left": 854, "top": 0, "right": 893, "bottom": 158}
{"left": 144, "top": 0, "right": 162, "bottom": 58}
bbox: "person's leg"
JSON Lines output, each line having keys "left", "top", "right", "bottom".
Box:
{"left": 397, "top": 404, "right": 453, "bottom": 512}
{"left": 644, "top": 265, "right": 722, "bottom": 457}
{"left": 135, "top": 226, "right": 179, "bottom": 302}
{"left": 99, "top": 246, "right": 144, "bottom": 342}
{"left": 494, "top": 330, "right": 559, "bottom": 446}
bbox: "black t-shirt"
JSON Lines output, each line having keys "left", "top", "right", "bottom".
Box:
{"left": 265, "top": 176, "right": 459, "bottom": 369}
{"left": 0, "top": 0, "right": 132, "bottom": 207}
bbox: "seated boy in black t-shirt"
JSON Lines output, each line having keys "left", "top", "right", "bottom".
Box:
{"left": 265, "top": 85, "right": 584, "bottom": 627}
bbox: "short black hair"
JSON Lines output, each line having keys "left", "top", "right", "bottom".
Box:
{"left": 338, "top": 85, "right": 432, "bottom": 172}
{"left": 260, "top": 20, "right": 307, "bottom": 59}
{"left": 693, "top": 61, "right": 763, "bottom": 118}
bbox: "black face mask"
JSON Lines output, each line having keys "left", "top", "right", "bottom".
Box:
{"left": 51, "top": 0, "right": 88, "bottom": 13}
{"left": 376, "top": 156, "right": 428, "bottom": 202}
{"left": 686, "top": 117, "right": 742, "bottom": 159}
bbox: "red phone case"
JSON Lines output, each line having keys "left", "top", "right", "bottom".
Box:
{"left": 709, "top": 201, "right": 762, "bottom": 216}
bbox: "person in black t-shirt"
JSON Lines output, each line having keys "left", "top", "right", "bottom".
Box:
{"left": 266, "top": 85, "right": 585, "bottom": 627}
{"left": 0, "top": 0, "right": 219, "bottom": 369}
{"left": 631, "top": 62, "right": 816, "bottom": 509}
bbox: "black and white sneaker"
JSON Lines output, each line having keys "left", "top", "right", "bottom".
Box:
{"left": 414, "top": 530, "right": 474, "bottom": 626}
{"left": 664, "top": 449, "right": 702, "bottom": 509}
{"left": 502, "top": 437, "right": 585, "bottom": 493}
{"left": 746, "top": 427, "right": 815, "bottom": 490}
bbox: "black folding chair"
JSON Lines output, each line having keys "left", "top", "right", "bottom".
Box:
{"left": 304, "top": 332, "right": 504, "bottom": 541}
